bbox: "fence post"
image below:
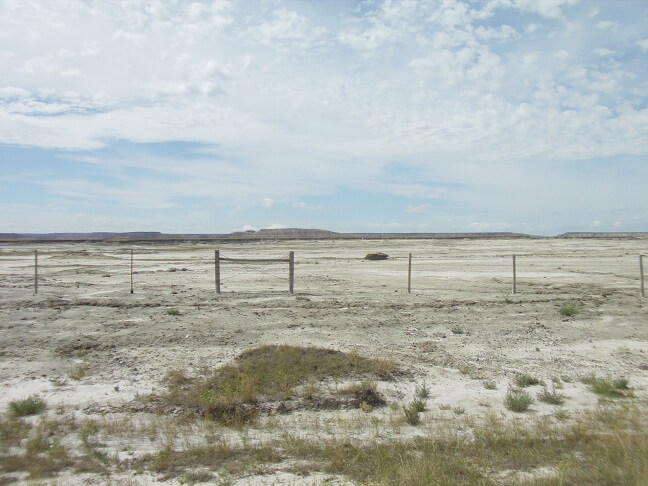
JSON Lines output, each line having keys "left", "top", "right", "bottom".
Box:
{"left": 130, "top": 249, "right": 134, "bottom": 294}
{"left": 289, "top": 251, "right": 294, "bottom": 295}
{"left": 512, "top": 254, "right": 517, "bottom": 294}
{"left": 641, "top": 255, "right": 645, "bottom": 298}
{"left": 34, "top": 249, "right": 38, "bottom": 295}
{"left": 408, "top": 253, "right": 412, "bottom": 294}
{"left": 215, "top": 250, "right": 221, "bottom": 294}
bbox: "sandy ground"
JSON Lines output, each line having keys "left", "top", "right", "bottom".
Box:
{"left": 1, "top": 238, "right": 647, "bottom": 484}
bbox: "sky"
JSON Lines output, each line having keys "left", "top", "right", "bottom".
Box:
{"left": 1, "top": 0, "right": 647, "bottom": 235}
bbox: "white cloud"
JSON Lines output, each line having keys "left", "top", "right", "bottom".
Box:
{"left": 596, "top": 20, "right": 616, "bottom": 30}
{"left": 405, "top": 204, "right": 432, "bottom": 214}
{"left": 0, "top": 0, "right": 647, "bottom": 234}
{"left": 264, "top": 223, "right": 287, "bottom": 229}
{"left": 590, "top": 219, "right": 601, "bottom": 228}
{"left": 260, "top": 197, "right": 275, "bottom": 208}
{"left": 593, "top": 48, "right": 615, "bottom": 57}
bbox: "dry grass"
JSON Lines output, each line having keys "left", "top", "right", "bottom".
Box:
{"left": 159, "top": 345, "right": 400, "bottom": 425}
{"left": 2, "top": 393, "right": 646, "bottom": 485}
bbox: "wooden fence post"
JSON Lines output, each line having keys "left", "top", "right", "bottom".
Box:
{"left": 34, "top": 250, "right": 38, "bottom": 295}
{"left": 215, "top": 250, "right": 221, "bottom": 294}
{"left": 130, "top": 249, "right": 134, "bottom": 294}
{"left": 289, "top": 251, "right": 294, "bottom": 295}
{"left": 408, "top": 253, "right": 412, "bottom": 294}
{"left": 512, "top": 254, "right": 517, "bottom": 294}
{"left": 641, "top": 255, "right": 645, "bottom": 298}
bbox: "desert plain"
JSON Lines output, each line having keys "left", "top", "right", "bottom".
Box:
{"left": 1, "top": 237, "right": 647, "bottom": 485}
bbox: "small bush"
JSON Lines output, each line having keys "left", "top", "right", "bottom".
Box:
{"left": 409, "top": 398, "right": 426, "bottom": 413}
{"left": 560, "top": 305, "right": 578, "bottom": 317}
{"left": 515, "top": 374, "right": 542, "bottom": 388}
{"left": 581, "top": 375, "right": 631, "bottom": 398}
{"left": 415, "top": 382, "right": 430, "bottom": 399}
{"left": 404, "top": 403, "right": 421, "bottom": 425}
{"left": 504, "top": 388, "right": 533, "bottom": 412}
{"left": 8, "top": 395, "right": 46, "bottom": 417}
{"left": 166, "top": 308, "right": 180, "bottom": 316}
{"left": 451, "top": 326, "right": 465, "bottom": 335}
{"left": 537, "top": 386, "right": 565, "bottom": 405}
{"left": 613, "top": 377, "right": 629, "bottom": 390}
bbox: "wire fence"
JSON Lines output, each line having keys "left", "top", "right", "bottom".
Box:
{"left": 0, "top": 240, "right": 645, "bottom": 299}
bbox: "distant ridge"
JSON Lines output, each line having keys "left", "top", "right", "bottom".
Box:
{"left": 556, "top": 232, "right": 648, "bottom": 238}
{"left": 2, "top": 228, "right": 533, "bottom": 242}
{"left": 1, "top": 229, "right": 646, "bottom": 242}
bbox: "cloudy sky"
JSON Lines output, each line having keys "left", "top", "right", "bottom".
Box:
{"left": 1, "top": 0, "right": 647, "bottom": 235}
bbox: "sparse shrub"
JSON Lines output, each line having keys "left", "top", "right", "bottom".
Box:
{"left": 166, "top": 308, "right": 180, "bottom": 316}
{"left": 9, "top": 395, "right": 46, "bottom": 417}
{"left": 613, "top": 377, "right": 629, "bottom": 390}
{"left": 410, "top": 398, "right": 426, "bottom": 413}
{"left": 560, "top": 304, "right": 578, "bottom": 317}
{"left": 515, "top": 374, "right": 542, "bottom": 388}
{"left": 404, "top": 403, "right": 421, "bottom": 425}
{"left": 453, "top": 406, "right": 465, "bottom": 415}
{"left": 537, "top": 386, "right": 565, "bottom": 405}
{"left": 68, "top": 361, "right": 90, "bottom": 380}
{"left": 459, "top": 364, "right": 482, "bottom": 380}
{"left": 483, "top": 380, "right": 497, "bottom": 390}
{"left": 415, "top": 382, "right": 430, "bottom": 399}
{"left": 161, "top": 345, "right": 398, "bottom": 424}
{"left": 451, "top": 326, "right": 465, "bottom": 335}
{"left": 504, "top": 388, "right": 533, "bottom": 412}
{"left": 504, "top": 296, "right": 514, "bottom": 304}
{"left": 79, "top": 420, "right": 99, "bottom": 444}
{"left": 583, "top": 376, "right": 631, "bottom": 398}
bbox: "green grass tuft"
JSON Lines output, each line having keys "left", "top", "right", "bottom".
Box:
{"left": 559, "top": 304, "right": 578, "bottom": 316}
{"left": 537, "top": 386, "right": 566, "bottom": 405}
{"left": 515, "top": 374, "right": 542, "bottom": 388}
{"left": 161, "top": 345, "right": 399, "bottom": 424}
{"left": 8, "top": 395, "right": 46, "bottom": 417}
{"left": 504, "top": 388, "right": 533, "bottom": 412}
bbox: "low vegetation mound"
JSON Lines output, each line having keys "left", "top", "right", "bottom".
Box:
{"left": 364, "top": 252, "right": 389, "bottom": 260}
{"left": 160, "top": 345, "right": 399, "bottom": 424}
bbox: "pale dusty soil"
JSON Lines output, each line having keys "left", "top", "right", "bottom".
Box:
{"left": 1, "top": 238, "right": 647, "bottom": 485}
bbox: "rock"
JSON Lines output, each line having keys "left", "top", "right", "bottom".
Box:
{"left": 365, "top": 252, "right": 389, "bottom": 260}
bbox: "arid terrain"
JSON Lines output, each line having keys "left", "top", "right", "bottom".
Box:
{"left": 1, "top": 238, "right": 647, "bottom": 485}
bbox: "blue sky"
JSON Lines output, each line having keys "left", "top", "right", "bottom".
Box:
{"left": 1, "top": 0, "right": 647, "bottom": 235}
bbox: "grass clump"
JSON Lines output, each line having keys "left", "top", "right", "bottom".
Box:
{"left": 68, "top": 361, "right": 90, "bottom": 380}
{"left": 559, "top": 304, "right": 578, "bottom": 316}
{"left": 8, "top": 395, "right": 46, "bottom": 417}
{"left": 504, "top": 388, "right": 533, "bottom": 412}
{"left": 483, "top": 380, "right": 497, "bottom": 390}
{"left": 161, "top": 345, "right": 399, "bottom": 425}
{"left": 166, "top": 308, "right": 180, "bottom": 316}
{"left": 582, "top": 375, "right": 632, "bottom": 398}
{"left": 403, "top": 400, "right": 425, "bottom": 425}
{"left": 515, "top": 373, "right": 542, "bottom": 388}
{"left": 450, "top": 326, "right": 465, "bottom": 335}
{"left": 537, "top": 386, "right": 566, "bottom": 405}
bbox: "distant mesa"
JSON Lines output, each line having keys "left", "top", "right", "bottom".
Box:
{"left": 1, "top": 229, "right": 647, "bottom": 243}
{"left": 364, "top": 252, "right": 389, "bottom": 260}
